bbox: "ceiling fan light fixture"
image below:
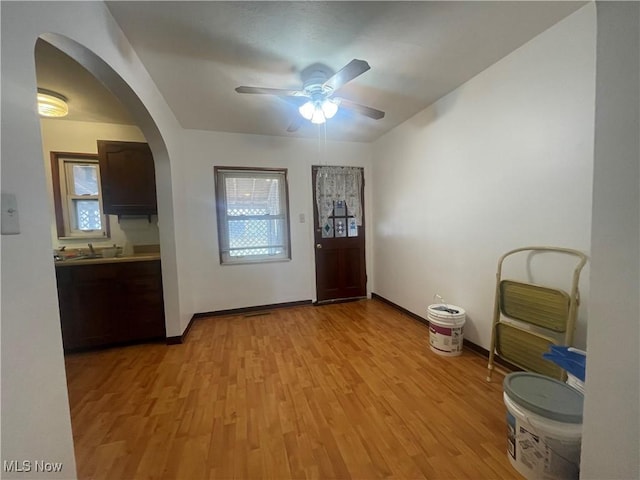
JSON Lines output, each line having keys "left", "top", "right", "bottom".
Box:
{"left": 310, "top": 108, "right": 326, "bottom": 125}
{"left": 37, "top": 89, "right": 68, "bottom": 118}
{"left": 300, "top": 98, "right": 338, "bottom": 124}
{"left": 298, "top": 101, "right": 315, "bottom": 120}
{"left": 321, "top": 99, "right": 338, "bottom": 119}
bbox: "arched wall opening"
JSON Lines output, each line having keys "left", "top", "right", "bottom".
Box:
{"left": 2, "top": 2, "right": 191, "bottom": 472}
{"left": 38, "top": 32, "right": 184, "bottom": 340}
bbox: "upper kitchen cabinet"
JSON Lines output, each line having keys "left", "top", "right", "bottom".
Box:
{"left": 97, "top": 140, "right": 157, "bottom": 216}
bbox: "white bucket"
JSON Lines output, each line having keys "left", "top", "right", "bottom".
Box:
{"left": 504, "top": 373, "right": 583, "bottom": 480}
{"left": 427, "top": 304, "right": 466, "bottom": 356}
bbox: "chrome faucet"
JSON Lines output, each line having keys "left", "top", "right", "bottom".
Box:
{"left": 88, "top": 243, "right": 95, "bottom": 256}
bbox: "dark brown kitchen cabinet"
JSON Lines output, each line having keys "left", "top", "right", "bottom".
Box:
{"left": 67, "top": 264, "right": 119, "bottom": 348}
{"left": 97, "top": 140, "right": 157, "bottom": 216}
{"left": 116, "top": 262, "right": 165, "bottom": 342}
{"left": 55, "top": 261, "right": 165, "bottom": 351}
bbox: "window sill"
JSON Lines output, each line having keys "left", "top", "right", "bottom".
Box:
{"left": 221, "top": 257, "right": 292, "bottom": 266}
{"left": 58, "top": 235, "right": 111, "bottom": 241}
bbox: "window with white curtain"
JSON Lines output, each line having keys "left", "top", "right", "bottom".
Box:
{"left": 315, "top": 166, "right": 363, "bottom": 234}
{"left": 214, "top": 167, "right": 291, "bottom": 264}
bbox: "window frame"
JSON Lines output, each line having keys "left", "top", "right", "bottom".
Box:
{"left": 50, "top": 151, "right": 110, "bottom": 239}
{"left": 214, "top": 166, "right": 292, "bottom": 265}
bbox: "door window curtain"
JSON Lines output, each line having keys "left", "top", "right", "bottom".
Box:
{"left": 315, "top": 166, "right": 363, "bottom": 230}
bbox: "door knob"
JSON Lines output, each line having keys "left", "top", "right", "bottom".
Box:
{"left": 316, "top": 243, "right": 322, "bottom": 249}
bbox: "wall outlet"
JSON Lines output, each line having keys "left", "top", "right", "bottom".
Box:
{"left": 299, "top": 213, "right": 305, "bottom": 223}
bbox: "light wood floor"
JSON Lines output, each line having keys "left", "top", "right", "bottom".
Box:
{"left": 65, "top": 299, "right": 517, "bottom": 479}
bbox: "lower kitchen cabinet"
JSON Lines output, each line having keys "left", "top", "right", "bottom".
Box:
{"left": 55, "top": 260, "right": 165, "bottom": 351}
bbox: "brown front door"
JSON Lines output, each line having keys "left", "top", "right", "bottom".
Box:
{"left": 312, "top": 166, "right": 366, "bottom": 303}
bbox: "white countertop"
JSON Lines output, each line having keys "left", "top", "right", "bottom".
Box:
{"left": 54, "top": 253, "right": 160, "bottom": 267}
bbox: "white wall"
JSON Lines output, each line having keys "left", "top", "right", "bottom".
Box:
{"left": 371, "top": 5, "right": 596, "bottom": 350}
{"left": 40, "top": 119, "right": 160, "bottom": 252}
{"left": 581, "top": 2, "right": 639, "bottom": 478}
{"left": 1, "top": 2, "right": 191, "bottom": 477}
{"left": 181, "top": 129, "right": 372, "bottom": 313}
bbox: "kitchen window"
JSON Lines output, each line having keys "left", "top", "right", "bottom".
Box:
{"left": 50, "top": 152, "right": 110, "bottom": 239}
{"left": 214, "top": 167, "right": 291, "bottom": 264}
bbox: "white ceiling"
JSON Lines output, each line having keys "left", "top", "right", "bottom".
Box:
{"left": 36, "top": 1, "right": 586, "bottom": 143}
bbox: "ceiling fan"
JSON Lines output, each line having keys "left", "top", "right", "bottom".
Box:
{"left": 235, "top": 59, "right": 385, "bottom": 132}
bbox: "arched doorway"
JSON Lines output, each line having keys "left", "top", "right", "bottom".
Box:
{"left": 1, "top": 8, "right": 189, "bottom": 472}
{"left": 38, "top": 32, "right": 184, "bottom": 341}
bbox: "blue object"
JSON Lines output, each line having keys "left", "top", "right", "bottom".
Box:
{"left": 543, "top": 346, "right": 586, "bottom": 381}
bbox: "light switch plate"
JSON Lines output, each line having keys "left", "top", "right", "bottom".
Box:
{"left": 1, "top": 193, "right": 20, "bottom": 235}
{"left": 299, "top": 213, "right": 305, "bottom": 223}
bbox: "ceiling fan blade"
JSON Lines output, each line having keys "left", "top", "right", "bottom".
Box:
{"left": 286, "top": 116, "right": 303, "bottom": 133}
{"left": 339, "top": 99, "right": 385, "bottom": 120}
{"left": 322, "top": 59, "right": 371, "bottom": 92}
{"left": 236, "top": 86, "right": 304, "bottom": 96}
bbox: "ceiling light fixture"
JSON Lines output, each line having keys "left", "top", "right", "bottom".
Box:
{"left": 37, "top": 89, "right": 68, "bottom": 118}
{"left": 299, "top": 98, "right": 339, "bottom": 125}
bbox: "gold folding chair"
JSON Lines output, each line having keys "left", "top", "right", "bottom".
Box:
{"left": 486, "top": 247, "right": 588, "bottom": 381}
